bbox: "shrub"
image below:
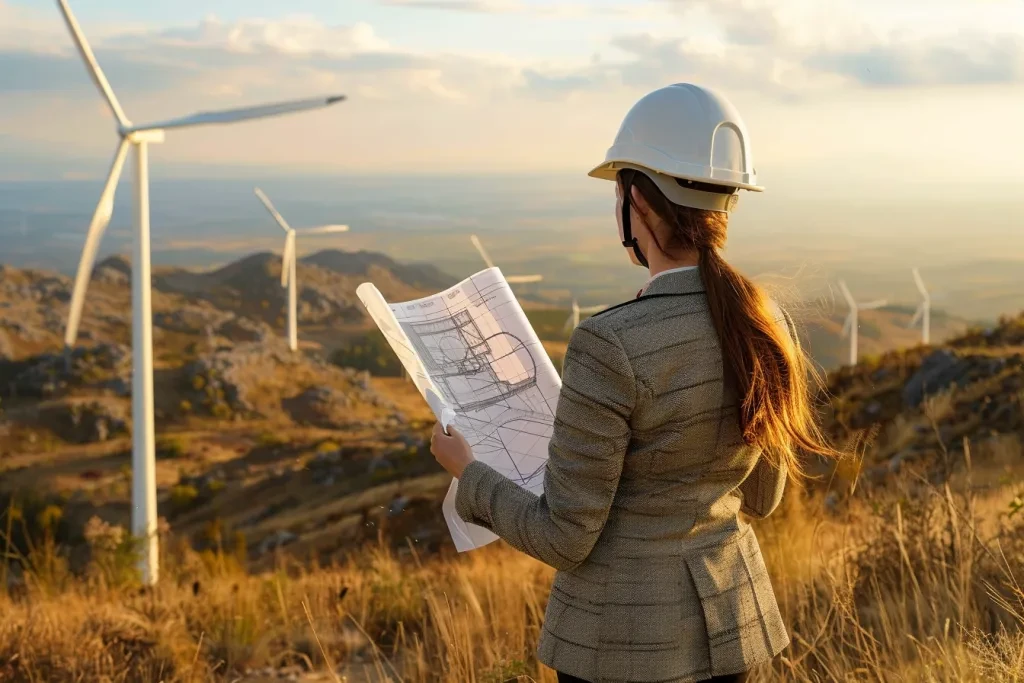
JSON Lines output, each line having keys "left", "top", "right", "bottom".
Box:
{"left": 257, "top": 431, "right": 289, "bottom": 448}
{"left": 169, "top": 484, "right": 199, "bottom": 509}
{"left": 330, "top": 330, "right": 404, "bottom": 377}
{"left": 157, "top": 435, "right": 189, "bottom": 460}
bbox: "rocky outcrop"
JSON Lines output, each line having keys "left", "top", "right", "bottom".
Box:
{"left": 903, "top": 349, "right": 1015, "bottom": 408}
{"left": 41, "top": 397, "right": 130, "bottom": 443}
{"left": 214, "top": 315, "right": 272, "bottom": 343}
{"left": 2, "top": 344, "right": 131, "bottom": 398}
{"left": 282, "top": 387, "right": 354, "bottom": 429}
{"left": 182, "top": 341, "right": 403, "bottom": 421}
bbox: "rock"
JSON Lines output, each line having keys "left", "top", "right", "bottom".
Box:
{"left": 388, "top": 495, "right": 409, "bottom": 517}
{"left": 903, "top": 350, "right": 964, "bottom": 408}
{"left": 901, "top": 350, "right": 1006, "bottom": 408}
{"left": 93, "top": 256, "right": 130, "bottom": 285}
{"left": 282, "top": 386, "right": 353, "bottom": 429}
{"left": 356, "top": 371, "right": 372, "bottom": 391}
{"left": 7, "top": 344, "right": 131, "bottom": 398}
{"left": 215, "top": 315, "right": 272, "bottom": 343}
{"left": 41, "top": 398, "right": 130, "bottom": 443}
{"left": 257, "top": 530, "right": 298, "bottom": 555}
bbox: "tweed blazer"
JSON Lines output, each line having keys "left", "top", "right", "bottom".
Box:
{"left": 455, "top": 267, "right": 792, "bottom": 683}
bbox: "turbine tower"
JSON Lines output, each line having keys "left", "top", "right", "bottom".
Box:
{"left": 838, "top": 280, "right": 887, "bottom": 366}
{"left": 57, "top": 0, "right": 345, "bottom": 586}
{"left": 253, "top": 188, "right": 350, "bottom": 352}
{"left": 909, "top": 267, "right": 931, "bottom": 345}
{"left": 470, "top": 234, "right": 543, "bottom": 284}
{"left": 563, "top": 297, "right": 607, "bottom": 333}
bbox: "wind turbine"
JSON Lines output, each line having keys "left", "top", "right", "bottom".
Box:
{"left": 57, "top": 0, "right": 345, "bottom": 586}
{"left": 470, "top": 234, "right": 543, "bottom": 284}
{"left": 838, "top": 280, "right": 887, "bottom": 366}
{"left": 253, "top": 188, "right": 350, "bottom": 352}
{"left": 563, "top": 297, "right": 607, "bottom": 333}
{"left": 909, "top": 267, "right": 931, "bottom": 345}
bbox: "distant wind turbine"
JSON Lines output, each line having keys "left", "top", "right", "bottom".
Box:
{"left": 253, "top": 188, "right": 350, "bottom": 352}
{"left": 57, "top": 0, "right": 345, "bottom": 586}
{"left": 909, "top": 267, "right": 931, "bottom": 345}
{"left": 563, "top": 298, "right": 607, "bottom": 333}
{"left": 470, "top": 234, "right": 543, "bottom": 284}
{"left": 838, "top": 280, "right": 887, "bottom": 366}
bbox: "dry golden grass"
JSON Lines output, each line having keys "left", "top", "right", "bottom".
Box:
{"left": 2, "top": 452, "right": 1023, "bottom": 682}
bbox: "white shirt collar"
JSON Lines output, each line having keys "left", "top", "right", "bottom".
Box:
{"left": 646, "top": 265, "right": 698, "bottom": 285}
{"left": 637, "top": 265, "right": 699, "bottom": 297}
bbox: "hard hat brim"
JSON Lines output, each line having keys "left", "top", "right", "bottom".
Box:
{"left": 590, "top": 161, "right": 745, "bottom": 213}
{"left": 588, "top": 160, "right": 765, "bottom": 193}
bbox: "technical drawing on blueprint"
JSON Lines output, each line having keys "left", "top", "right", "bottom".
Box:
{"left": 356, "top": 267, "right": 562, "bottom": 551}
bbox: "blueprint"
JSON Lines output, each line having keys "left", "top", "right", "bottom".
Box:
{"left": 356, "top": 267, "right": 562, "bottom": 551}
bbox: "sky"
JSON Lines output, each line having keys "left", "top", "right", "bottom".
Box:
{"left": 1, "top": 0, "right": 1024, "bottom": 195}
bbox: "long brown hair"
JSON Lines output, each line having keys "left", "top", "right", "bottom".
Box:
{"left": 619, "top": 168, "right": 839, "bottom": 477}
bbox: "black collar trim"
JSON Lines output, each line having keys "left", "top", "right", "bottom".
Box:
{"left": 591, "top": 291, "right": 705, "bottom": 319}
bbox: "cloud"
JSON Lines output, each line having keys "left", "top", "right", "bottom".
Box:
{"left": 145, "top": 15, "right": 390, "bottom": 56}
{"left": 511, "top": 0, "right": 1024, "bottom": 97}
{"left": 0, "top": 7, "right": 524, "bottom": 107}
{"left": 809, "top": 34, "right": 1024, "bottom": 87}
{"left": 377, "top": 0, "right": 522, "bottom": 12}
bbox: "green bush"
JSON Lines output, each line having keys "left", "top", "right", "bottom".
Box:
{"left": 330, "top": 330, "right": 404, "bottom": 377}
{"left": 170, "top": 484, "right": 199, "bottom": 509}
{"left": 257, "top": 430, "right": 289, "bottom": 448}
{"left": 157, "top": 435, "right": 189, "bottom": 460}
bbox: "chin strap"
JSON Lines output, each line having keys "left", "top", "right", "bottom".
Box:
{"left": 620, "top": 176, "right": 649, "bottom": 268}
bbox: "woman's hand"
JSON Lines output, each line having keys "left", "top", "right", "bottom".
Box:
{"left": 430, "top": 422, "right": 475, "bottom": 478}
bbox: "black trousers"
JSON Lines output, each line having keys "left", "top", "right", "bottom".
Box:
{"left": 556, "top": 672, "right": 748, "bottom": 683}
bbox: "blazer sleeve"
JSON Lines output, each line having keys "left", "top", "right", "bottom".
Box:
{"left": 740, "top": 301, "right": 798, "bottom": 519}
{"left": 454, "top": 318, "right": 635, "bottom": 571}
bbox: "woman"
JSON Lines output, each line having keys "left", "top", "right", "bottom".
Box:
{"left": 431, "top": 83, "right": 839, "bottom": 683}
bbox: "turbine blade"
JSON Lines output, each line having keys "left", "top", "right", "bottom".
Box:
{"left": 909, "top": 305, "right": 923, "bottom": 328}
{"left": 506, "top": 274, "right": 544, "bottom": 284}
{"left": 562, "top": 315, "right": 573, "bottom": 333}
{"left": 912, "top": 267, "right": 929, "bottom": 299}
{"left": 65, "top": 139, "right": 131, "bottom": 347}
{"left": 837, "top": 280, "right": 856, "bottom": 309}
{"left": 298, "top": 224, "right": 350, "bottom": 235}
{"left": 581, "top": 305, "right": 607, "bottom": 314}
{"left": 841, "top": 313, "right": 853, "bottom": 338}
{"left": 470, "top": 234, "right": 495, "bottom": 269}
{"left": 126, "top": 95, "right": 345, "bottom": 134}
{"left": 860, "top": 299, "right": 888, "bottom": 310}
{"left": 281, "top": 232, "right": 295, "bottom": 288}
{"left": 254, "top": 187, "right": 292, "bottom": 232}
{"left": 56, "top": 0, "right": 130, "bottom": 128}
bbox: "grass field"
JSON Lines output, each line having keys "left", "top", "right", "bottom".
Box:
{"left": 2, "top": 438, "right": 1022, "bottom": 682}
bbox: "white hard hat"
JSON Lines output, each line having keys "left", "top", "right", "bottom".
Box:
{"left": 589, "top": 83, "right": 763, "bottom": 214}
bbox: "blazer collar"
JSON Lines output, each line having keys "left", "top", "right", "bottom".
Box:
{"left": 640, "top": 266, "right": 705, "bottom": 298}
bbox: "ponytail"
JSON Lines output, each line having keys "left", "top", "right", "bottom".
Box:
{"left": 621, "top": 169, "right": 840, "bottom": 477}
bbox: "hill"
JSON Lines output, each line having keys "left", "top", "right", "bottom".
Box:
{"left": 301, "top": 249, "right": 456, "bottom": 292}
{"left": 1, "top": 306, "right": 1022, "bottom": 681}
